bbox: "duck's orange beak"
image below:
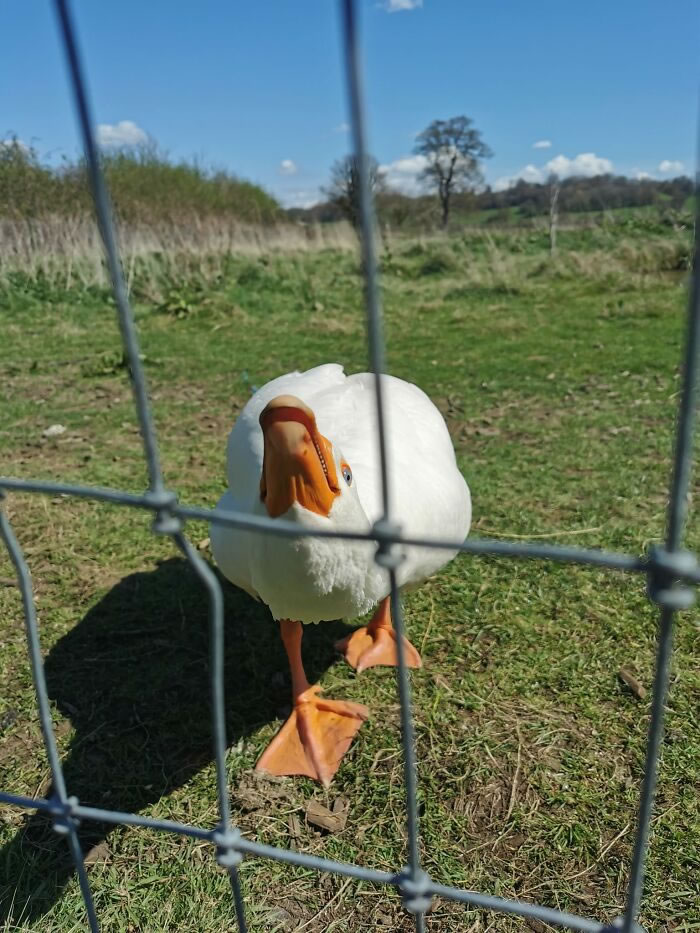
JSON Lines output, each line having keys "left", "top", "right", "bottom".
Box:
{"left": 259, "top": 395, "right": 340, "bottom": 518}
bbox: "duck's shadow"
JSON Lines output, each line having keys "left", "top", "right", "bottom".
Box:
{"left": 0, "top": 556, "right": 353, "bottom": 926}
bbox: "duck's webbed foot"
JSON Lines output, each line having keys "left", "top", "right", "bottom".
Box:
{"left": 255, "top": 685, "right": 368, "bottom": 787}
{"left": 335, "top": 598, "right": 423, "bottom": 673}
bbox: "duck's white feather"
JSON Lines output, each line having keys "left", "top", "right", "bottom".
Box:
{"left": 211, "top": 364, "right": 471, "bottom": 622}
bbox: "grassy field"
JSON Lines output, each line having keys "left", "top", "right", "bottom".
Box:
{"left": 0, "top": 226, "right": 698, "bottom": 932}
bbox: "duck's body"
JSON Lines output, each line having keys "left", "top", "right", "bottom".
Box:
{"left": 211, "top": 363, "right": 471, "bottom": 785}
{"left": 212, "top": 364, "right": 471, "bottom": 620}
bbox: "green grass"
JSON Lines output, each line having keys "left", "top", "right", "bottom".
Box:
{"left": 0, "top": 231, "right": 698, "bottom": 932}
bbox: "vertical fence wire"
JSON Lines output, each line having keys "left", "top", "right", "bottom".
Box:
{"left": 340, "top": 0, "right": 392, "bottom": 515}
{"left": 0, "top": 507, "right": 100, "bottom": 933}
{"left": 51, "top": 1, "right": 246, "bottom": 929}
{"left": 0, "top": 0, "right": 698, "bottom": 931}
{"left": 175, "top": 533, "right": 248, "bottom": 933}
{"left": 622, "top": 151, "right": 700, "bottom": 932}
{"left": 665, "top": 165, "right": 700, "bottom": 552}
{"left": 340, "top": 2, "right": 428, "bottom": 926}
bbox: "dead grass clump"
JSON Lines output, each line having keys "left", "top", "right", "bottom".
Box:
{"left": 528, "top": 249, "right": 650, "bottom": 293}
{"left": 616, "top": 236, "right": 691, "bottom": 274}
{"left": 418, "top": 252, "right": 459, "bottom": 276}
{"left": 0, "top": 214, "right": 359, "bottom": 290}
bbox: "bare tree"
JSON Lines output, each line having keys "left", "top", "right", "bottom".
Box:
{"left": 323, "top": 154, "right": 385, "bottom": 229}
{"left": 414, "top": 116, "right": 492, "bottom": 229}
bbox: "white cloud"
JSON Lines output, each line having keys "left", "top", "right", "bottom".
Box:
{"left": 658, "top": 159, "right": 684, "bottom": 174}
{"left": 279, "top": 159, "right": 298, "bottom": 176}
{"left": 519, "top": 164, "right": 545, "bottom": 182}
{"left": 635, "top": 171, "right": 653, "bottom": 180}
{"left": 545, "top": 152, "right": 613, "bottom": 178}
{"left": 493, "top": 164, "right": 544, "bottom": 191}
{"left": 532, "top": 139, "right": 552, "bottom": 149}
{"left": 281, "top": 188, "right": 321, "bottom": 209}
{"left": 383, "top": 0, "right": 422, "bottom": 10}
{"left": 379, "top": 154, "right": 429, "bottom": 194}
{"left": 333, "top": 122, "right": 350, "bottom": 134}
{"left": 96, "top": 120, "right": 149, "bottom": 148}
{"left": 492, "top": 151, "right": 614, "bottom": 191}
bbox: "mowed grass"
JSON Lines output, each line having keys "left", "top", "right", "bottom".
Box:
{"left": 0, "top": 229, "right": 698, "bottom": 932}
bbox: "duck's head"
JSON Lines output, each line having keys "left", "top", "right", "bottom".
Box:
{"left": 259, "top": 395, "right": 358, "bottom": 521}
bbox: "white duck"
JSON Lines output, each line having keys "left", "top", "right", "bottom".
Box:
{"left": 211, "top": 364, "right": 471, "bottom": 786}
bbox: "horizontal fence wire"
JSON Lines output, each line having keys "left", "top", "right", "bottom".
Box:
{"left": 0, "top": 0, "right": 698, "bottom": 931}
{"left": 6, "top": 475, "right": 698, "bottom": 579}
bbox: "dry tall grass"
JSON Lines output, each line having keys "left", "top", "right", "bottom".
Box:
{"left": 0, "top": 214, "right": 361, "bottom": 288}
{"left": 1, "top": 208, "right": 691, "bottom": 302}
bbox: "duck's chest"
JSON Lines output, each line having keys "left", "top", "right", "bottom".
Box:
{"left": 248, "top": 522, "right": 386, "bottom": 623}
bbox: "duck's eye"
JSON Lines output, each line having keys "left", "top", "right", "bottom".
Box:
{"left": 342, "top": 465, "right": 352, "bottom": 486}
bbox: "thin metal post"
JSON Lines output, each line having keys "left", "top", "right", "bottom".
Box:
{"left": 338, "top": 4, "right": 440, "bottom": 926}
{"left": 389, "top": 573, "right": 422, "bottom": 875}
{"left": 340, "top": 0, "right": 392, "bottom": 517}
{"left": 0, "top": 506, "right": 100, "bottom": 933}
{"left": 339, "top": 0, "right": 429, "bottom": 918}
{"left": 174, "top": 534, "right": 248, "bottom": 933}
{"left": 623, "top": 153, "right": 700, "bottom": 931}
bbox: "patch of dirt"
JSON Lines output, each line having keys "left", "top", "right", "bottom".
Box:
{"left": 72, "top": 562, "right": 128, "bottom": 596}
{"left": 233, "top": 770, "right": 299, "bottom": 813}
{"left": 438, "top": 394, "right": 568, "bottom": 449}
{"left": 262, "top": 898, "right": 310, "bottom": 930}
{"left": 0, "top": 709, "right": 19, "bottom": 732}
{"left": 454, "top": 778, "right": 510, "bottom": 831}
{"left": 0, "top": 726, "right": 44, "bottom": 772}
{"left": 307, "top": 310, "right": 361, "bottom": 336}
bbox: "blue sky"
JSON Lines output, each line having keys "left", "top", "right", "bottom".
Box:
{"left": 3, "top": 0, "right": 698, "bottom": 207}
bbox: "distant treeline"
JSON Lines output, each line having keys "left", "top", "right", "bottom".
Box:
{"left": 479, "top": 173, "right": 693, "bottom": 215}
{"left": 2, "top": 138, "right": 692, "bottom": 232}
{"left": 0, "top": 140, "right": 281, "bottom": 224}
{"left": 290, "top": 173, "right": 694, "bottom": 227}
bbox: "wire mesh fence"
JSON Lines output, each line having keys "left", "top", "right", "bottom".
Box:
{"left": 1, "top": 1, "right": 698, "bottom": 930}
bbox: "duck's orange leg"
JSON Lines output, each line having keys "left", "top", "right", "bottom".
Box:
{"left": 335, "top": 597, "right": 423, "bottom": 673}
{"left": 256, "top": 619, "right": 368, "bottom": 787}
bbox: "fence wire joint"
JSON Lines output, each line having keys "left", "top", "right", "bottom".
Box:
{"left": 603, "top": 916, "right": 646, "bottom": 933}
{"left": 147, "top": 489, "right": 183, "bottom": 535}
{"left": 49, "top": 794, "right": 80, "bottom": 836}
{"left": 646, "top": 546, "right": 697, "bottom": 610}
{"left": 372, "top": 518, "right": 405, "bottom": 570}
{"left": 397, "top": 867, "right": 432, "bottom": 914}
{"left": 213, "top": 828, "right": 243, "bottom": 869}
